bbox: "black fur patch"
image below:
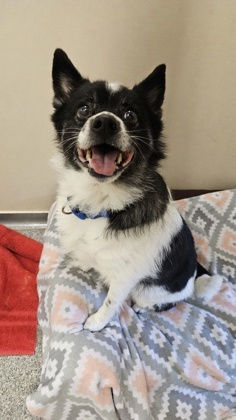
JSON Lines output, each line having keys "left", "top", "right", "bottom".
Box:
{"left": 140, "top": 219, "right": 197, "bottom": 293}
{"left": 108, "top": 173, "right": 169, "bottom": 233}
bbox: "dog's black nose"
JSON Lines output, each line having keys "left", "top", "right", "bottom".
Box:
{"left": 91, "top": 114, "right": 120, "bottom": 137}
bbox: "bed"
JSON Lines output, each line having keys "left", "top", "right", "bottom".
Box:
{"left": 27, "top": 189, "right": 236, "bottom": 419}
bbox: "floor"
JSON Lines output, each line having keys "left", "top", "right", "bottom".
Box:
{"left": 0, "top": 226, "right": 45, "bottom": 420}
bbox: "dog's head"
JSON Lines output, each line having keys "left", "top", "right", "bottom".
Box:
{"left": 52, "top": 49, "right": 166, "bottom": 183}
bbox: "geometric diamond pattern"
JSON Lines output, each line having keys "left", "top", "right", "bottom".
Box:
{"left": 69, "top": 347, "right": 119, "bottom": 411}
{"left": 217, "top": 226, "right": 236, "bottom": 255}
{"left": 27, "top": 193, "right": 236, "bottom": 419}
{"left": 183, "top": 347, "right": 228, "bottom": 391}
{"left": 200, "top": 190, "right": 233, "bottom": 215}
{"left": 215, "top": 253, "right": 236, "bottom": 279}
{"left": 51, "top": 285, "right": 88, "bottom": 333}
{"left": 189, "top": 206, "right": 218, "bottom": 237}
{"left": 176, "top": 189, "right": 236, "bottom": 282}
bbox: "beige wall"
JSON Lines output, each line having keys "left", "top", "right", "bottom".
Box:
{"left": 1, "top": 0, "right": 236, "bottom": 211}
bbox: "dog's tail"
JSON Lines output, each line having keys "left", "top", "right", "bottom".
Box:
{"left": 194, "top": 262, "right": 224, "bottom": 303}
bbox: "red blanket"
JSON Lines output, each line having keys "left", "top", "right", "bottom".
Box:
{"left": 0, "top": 225, "right": 43, "bottom": 355}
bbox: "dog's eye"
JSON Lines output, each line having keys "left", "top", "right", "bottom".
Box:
{"left": 77, "top": 105, "right": 91, "bottom": 118}
{"left": 123, "top": 110, "right": 137, "bottom": 123}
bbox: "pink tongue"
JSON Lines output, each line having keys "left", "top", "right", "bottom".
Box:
{"left": 89, "top": 146, "right": 119, "bottom": 176}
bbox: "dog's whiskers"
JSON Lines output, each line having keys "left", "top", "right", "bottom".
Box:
{"left": 57, "top": 127, "right": 81, "bottom": 135}
{"left": 133, "top": 142, "right": 145, "bottom": 161}
{"left": 60, "top": 134, "right": 79, "bottom": 142}
{"left": 60, "top": 136, "right": 79, "bottom": 154}
{"left": 130, "top": 135, "right": 156, "bottom": 153}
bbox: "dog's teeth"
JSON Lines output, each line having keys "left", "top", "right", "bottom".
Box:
{"left": 86, "top": 149, "right": 92, "bottom": 160}
{"left": 117, "top": 152, "right": 123, "bottom": 165}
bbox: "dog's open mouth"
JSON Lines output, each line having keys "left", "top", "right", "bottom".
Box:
{"left": 78, "top": 144, "right": 134, "bottom": 176}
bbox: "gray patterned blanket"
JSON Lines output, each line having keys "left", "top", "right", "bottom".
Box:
{"left": 27, "top": 190, "right": 236, "bottom": 419}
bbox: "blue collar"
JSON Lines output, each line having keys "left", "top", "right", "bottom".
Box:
{"left": 65, "top": 198, "right": 110, "bottom": 220}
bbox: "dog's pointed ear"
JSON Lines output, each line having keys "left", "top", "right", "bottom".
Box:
{"left": 133, "top": 64, "right": 166, "bottom": 112}
{"left": 52, "top": 49, "right": 86, "bottom": 109}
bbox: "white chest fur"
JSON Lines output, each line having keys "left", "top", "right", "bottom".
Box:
{"left": 57, "top": 196, "right": 182, "bottom": 287}
{"left": 55, "top": 163, "right": 182, "bottom": 286}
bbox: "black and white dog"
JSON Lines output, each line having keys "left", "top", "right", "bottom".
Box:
{"left": 51, "top": 49, "right": 198, "bottom": 331}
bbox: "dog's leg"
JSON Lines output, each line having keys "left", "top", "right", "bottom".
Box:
{"left": 84, "top": 280, "right": 135, "bottom": 332}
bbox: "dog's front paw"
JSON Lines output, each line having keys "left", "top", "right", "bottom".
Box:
{"left": 84, "top": 312, "right": 108, "bottom": 332}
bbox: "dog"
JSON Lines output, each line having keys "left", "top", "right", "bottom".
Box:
{"left": 51, "top": 48, "right": 199, "bottom": 332}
